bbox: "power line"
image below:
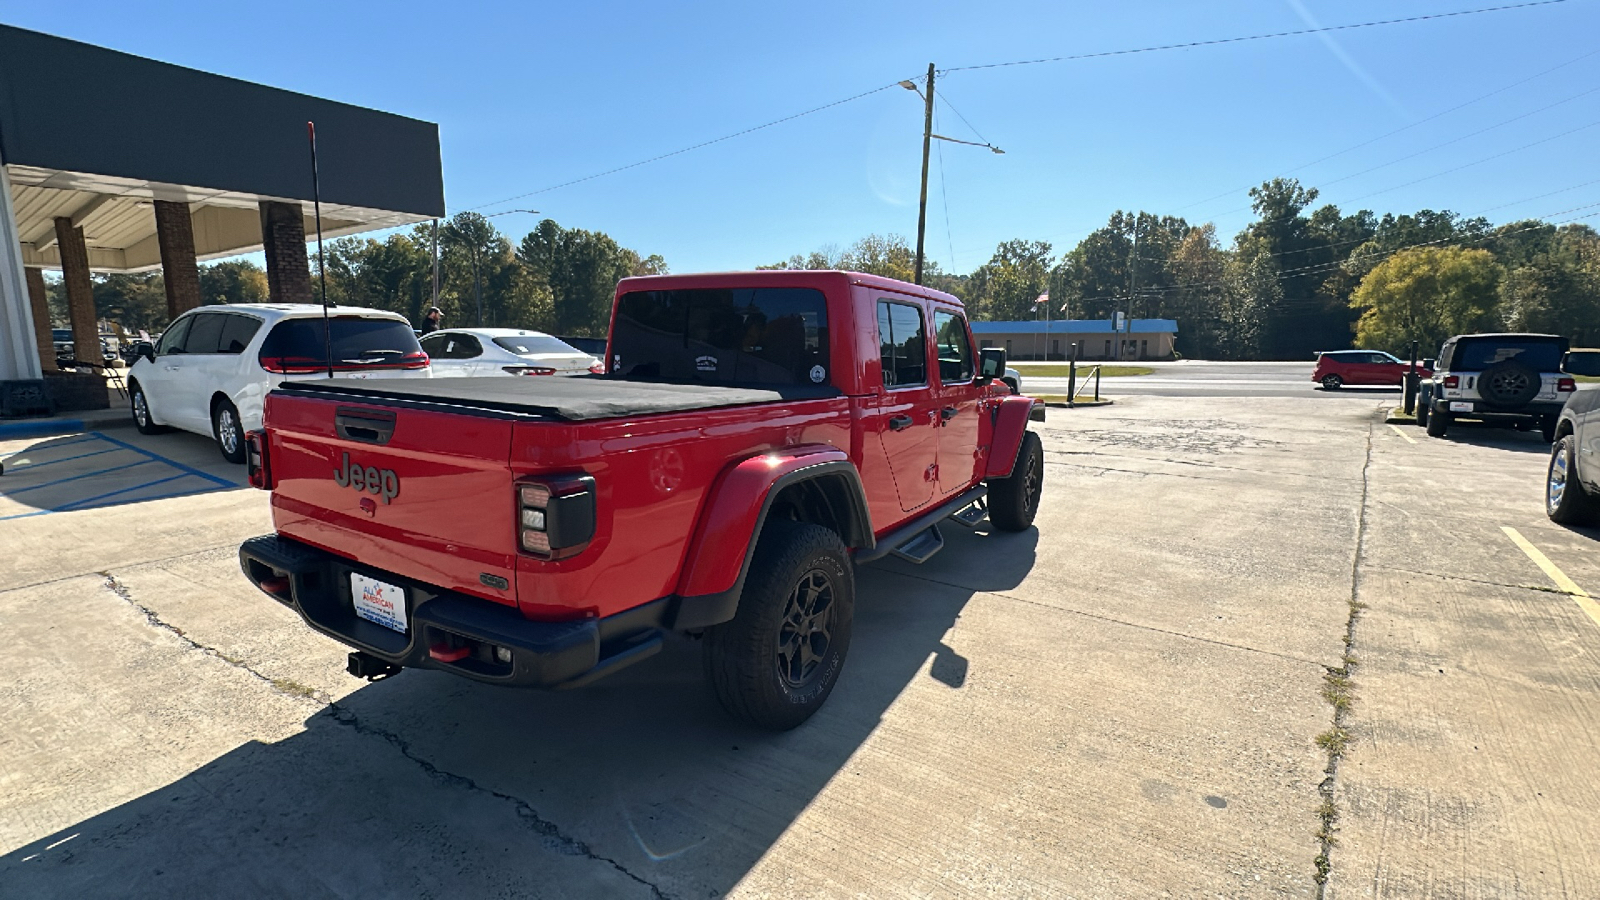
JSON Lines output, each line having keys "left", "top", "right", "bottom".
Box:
{"left": 933, "top": 84, "right": 991, "bottom": 146}
{"left": 935, "top": 109, "right": 958, "bottom": 274}
{"left": 1171, "top": 46, "right": 1600, "bottom": 214}
{"left": 940, "top": 1, "right": 1569, "bottom": 73}
{"left": 461, "top": 80, "right": 908, "bottom": 212}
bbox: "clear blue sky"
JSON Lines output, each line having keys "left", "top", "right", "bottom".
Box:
{"left": 10, "top": 0, "right": 1598, "bottom": 274}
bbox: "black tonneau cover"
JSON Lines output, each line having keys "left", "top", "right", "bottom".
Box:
{"left": 276, "top": 376, "right": 842, "bottom": 421}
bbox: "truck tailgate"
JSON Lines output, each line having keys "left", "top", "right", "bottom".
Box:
{"left": 265, "top": 393, "right": 520, "bottom": 607}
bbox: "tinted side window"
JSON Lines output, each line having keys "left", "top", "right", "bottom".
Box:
{"left": 419, "top": 334, "right": 448, "bottom": 357}
{"left": 877, "top": 300, "right": 927, "bottom": 388}
{"left": 611, "top": 287, "right": 829, "bottom": 385}
{"left": 184, "top": 313, "right": 227, "bottom": 354}
{"left": 157, "top": 315, "right": 193, "bottom": 355}
{"left": 933, "top": 311, "right": 973, "bottom": 383}
{"left": 259, "top": 317, "right": 424, "bottom": 362}
{"left": 445, "top": 335, "right": 482, "bottom": 359}
{"left": 218, "top": 314, "right": 263, "bottom": 354}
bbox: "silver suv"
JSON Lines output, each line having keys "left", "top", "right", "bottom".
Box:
{"left": 1417, "top": 333, "right": 1576, "bottom": 442}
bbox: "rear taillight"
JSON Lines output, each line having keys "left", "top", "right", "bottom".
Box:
{"left": 1443, "top": 375, "right": 1459, "bottom": 389}
{"left": 517, "top": 475, "right": 596, "bottom": 559}
{"left": 259, "top": 356, "right": 326, "bottom": 375}
{"left": 400, "top": 351, "right": 430, "bottom": 370}
{"left": 588, "top": 361, "right": 605, "bottom": 375}
{"left": 503, "top": 366, "right": 557, "bottom": 376}
{"left": 245, "top": 430, "right": 273, "bottom": 490}
{"left": 1558, "top": 378, "right": 1576, "bottom": 392}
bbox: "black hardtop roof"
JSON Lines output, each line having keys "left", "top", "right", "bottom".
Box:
{"left": 1448, "top": 333, "right": 1565, "bottom": 341}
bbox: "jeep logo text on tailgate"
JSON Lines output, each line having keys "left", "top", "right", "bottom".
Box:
{"left": 334, "top": 452, "right": 399, "bottom": 504}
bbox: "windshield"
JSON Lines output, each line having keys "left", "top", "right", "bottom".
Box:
{"left": 611, "top": 287, "right": 829, "bottom": 386}
{"left": 492, "top": 335, "right": 585, "bottom": 357}
{"left": 1450, "top": 337, "right": 1567, "bottom": 371}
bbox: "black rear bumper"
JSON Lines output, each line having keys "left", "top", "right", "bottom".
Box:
{"left": 239, "top": 534, "right": 665, "bottom": 688}
{"left": 1431, "top": 398, "right": 1564, "bottom": 421}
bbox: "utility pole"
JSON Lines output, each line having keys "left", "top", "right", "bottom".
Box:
{"left": 914, "top": 62, "right": 935, "bottom": 286}
{"left": 1122, "top": 216, "right": 1140, "bottom": 362}
{"left": 471, "top": 245, "right": 483, "bottom": 328}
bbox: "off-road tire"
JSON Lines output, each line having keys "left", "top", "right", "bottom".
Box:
{"left": 1540, "top": 416, "right": 1558, "bottom": 444}
{"left": 988, "top": 430, "right": 1044, "bottom": 532}
{"left": 1321, "top": 374, "right": 1343, "bottom": 390}
{"left": 213, "top": 399, "right": 247, "bottom": 464}
{"left": 1425, "top": 408, "right": 1451, "bottom": 438}
{"left": 1414, "top": 399, "right": 1430, "bottom": 427}
{"left": 703, "top": 521, "right": 854, "bottom": 730}
{"left": 129, "top": 382, "right": 169, "bottom": 435}
{"left": 1547, "top": 435, "right": 1597, "bottom": 525}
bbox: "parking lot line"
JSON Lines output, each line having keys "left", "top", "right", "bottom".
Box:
{"left": 1502, "top": 525, "right": 1600, "bottom": 629}
{"left": 91, "top": 432, "right": 236, "bottom": 488}
{"left": 1388, "top": 424, "right": 1417, "bottom": 444}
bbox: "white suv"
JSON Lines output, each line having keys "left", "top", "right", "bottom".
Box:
{"left": 127, "top": 304, "right": 430, "bottom": 463}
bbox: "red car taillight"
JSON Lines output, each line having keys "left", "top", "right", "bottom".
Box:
{"left": 517, "top": 475, "right": 596, "bottom": 560}
{"left": 259, "top": 356, "right": 327, "bottom": 375}
{"left": 245, "top": 430, "right": 273, "bottom": 490}
{"left": 588, "top": 361, "right": 605, "bottom": 375}
{"left": 1443, "top": 375, "right": 1460, "bottom": 389}
{"left": 260, "top": 352, "right": 429, "bottom": 374}
{"left": 1558, "top": 377, "right": 1576, "bottom": 392}
{"left": 503, "top": 366, "right": 557, "bottom": 376}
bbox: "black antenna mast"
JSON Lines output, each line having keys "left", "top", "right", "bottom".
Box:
{"left": 307, "top": 121, "right": 333, "bottom": 379}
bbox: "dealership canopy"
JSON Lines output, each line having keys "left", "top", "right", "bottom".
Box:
{"left": 0, "top": 23, "right": 445, "bottom": 387}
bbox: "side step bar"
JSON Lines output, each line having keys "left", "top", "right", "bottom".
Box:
{"left": 856, "top": 485, "right": 987, "bottom": 565}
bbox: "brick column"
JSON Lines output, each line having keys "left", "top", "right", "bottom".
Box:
{"left": 258, "top": 200, "right": 312, "bottom": 304}
{"left": 25, "top": 267, "right": 56, "bottom": 372}
{"left": 155, "top": 200, "right": 202, "bottom": 317}
{"left": 55, "top": 216, "right": 103, "bottom": 366}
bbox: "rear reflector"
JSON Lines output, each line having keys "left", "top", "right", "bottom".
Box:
{"left": 1443, "top": 375, "right": 1459, "bottom": 389}
{"left": 1558, "top": 378, "right": 1576, "bottom": 392}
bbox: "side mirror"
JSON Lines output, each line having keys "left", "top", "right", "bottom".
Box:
{"left": 1562, "top": 349, "right": 1600, "bottom": 378}
{"left": 1422, "top": 358, "right": 1436, "bottom": 370}
{"left": 137, "top": 341, "right": 155, "bottom": 363}
{"left": 978, "top": 348, "right": 1006, "bottom": 382}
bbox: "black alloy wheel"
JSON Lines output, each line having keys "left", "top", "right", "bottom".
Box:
{"left": 1321, "top": 374, "right": 1343, "bottom": 390}
{"left": 776, "top": 569, "right": 837, "bottom": 690}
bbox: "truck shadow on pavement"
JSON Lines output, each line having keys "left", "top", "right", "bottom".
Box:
{"left": 1, "top": 524, "right": 1037, "bottom": 898}
{"left": 1431, "top": 423, "right": 1557, "bottom": 455}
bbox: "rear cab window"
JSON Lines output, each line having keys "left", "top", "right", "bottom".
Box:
{"left": 611, "top": 287, "right": 830, "bottom": 386}
{"left": 1449, "top": 338, "right": 1567, "bottom": 372}
{"left": 259, "top": 316, "right": 427, "bottom": 373}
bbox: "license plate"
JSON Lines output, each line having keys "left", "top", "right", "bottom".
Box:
{"left": 351, "top": 572, "right": 407, "bottom": 633}
{"left": 1449, "top": 401, "right": 1473, "bottom": 412}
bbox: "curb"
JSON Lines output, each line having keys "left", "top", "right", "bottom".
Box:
{"left": 0, "top": 411, "right": 133, "bottom": 440}
{"left": 1043, "top": 400, "right": 1115, "bottom": 409}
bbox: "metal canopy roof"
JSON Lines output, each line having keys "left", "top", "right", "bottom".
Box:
{"left": 0, "top": 24, "right": 445, "bottom": 274}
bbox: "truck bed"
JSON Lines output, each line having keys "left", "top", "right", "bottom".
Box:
{"left": 275, "top": 376, "right": 842, "bottom": 421}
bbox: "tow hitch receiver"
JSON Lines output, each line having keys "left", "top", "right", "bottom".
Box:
{"left": 347, "top": 651, "right": 402, "bottom": 681}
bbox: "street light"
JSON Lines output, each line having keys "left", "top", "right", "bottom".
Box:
{"left": 901, "top": 66, "right": 1003, "bottom": 285}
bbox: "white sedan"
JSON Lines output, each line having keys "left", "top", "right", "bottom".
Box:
{"left": 419, "top": 328, "right": 602, "bottom": 378}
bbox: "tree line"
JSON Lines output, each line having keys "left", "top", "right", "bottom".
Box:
{"left": 46, "top": 215, "right": 666, "bottom": 339}
{"left": 767, "top": 178, "right": 1600, "bottom": 359}
{"left": 50, "top": 182, "right": 1599, "bottom": 358}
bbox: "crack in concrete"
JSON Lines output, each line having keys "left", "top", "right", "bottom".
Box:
{"left": 98, "top": 571, "right": 671, "bottom": 900}
{"left": 0, "top": 544, "right": 242, "bottom": 596}
{"left": 1313, "top": 422, "right": 1374, "bottom": 895}
{"left": 877, "top": 566, "right": 1325, "bottom": 668}
{"left": 1365, "top": 563, "right": 1583, "bottom": 598}
{"left": 100, "top": 572, "right": 331, "bottom": 705}
{"left": 322, "top": 707, "right": 673, "bottom": 900}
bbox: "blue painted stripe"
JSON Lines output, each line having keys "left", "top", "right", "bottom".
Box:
{"left": 1, "top": 446, "right": 122, "bottom": 471}
{"left": 0, "top": 509, "right": 52, "bottom": 522}
{"left": 89, "top": 432, "right": 237, "bottom": 488}
{"left": 0, "top": 459, "right": 154, "bottom": 495}
{"left": 56, "top": 472, "right": 196, "bottom": 511}
{"left": 0, "top": 482, "right": 226, "bottom": 521}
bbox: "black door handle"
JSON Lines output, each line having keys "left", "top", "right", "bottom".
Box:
{"left": 888, "top": 414, "right": 914, "bottom": 431}
{"left": 941, "top": 406, "right": 958, "bottom": 421}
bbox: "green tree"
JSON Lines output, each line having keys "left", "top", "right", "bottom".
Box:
{"left": 972, "top": 239, "right": 1054, "bottom": 322}
{"left": 199, "top": 260, "right": 269, "bottom": 306}
{"left": 1350, "top": 247, "right": 1503, "bottom": 352}
{"left": 93, "top": 273, "right": 168, "bottom": 334}
{"left": 517, "top": 219, "right": 640, "bottom": 336}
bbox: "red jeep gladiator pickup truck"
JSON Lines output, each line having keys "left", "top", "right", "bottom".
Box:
{"left": 239, "top": 270, "right": 1044, "bottom": 729}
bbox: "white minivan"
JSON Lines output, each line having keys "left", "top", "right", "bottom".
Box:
{"left": 127, "top": 304, "right": 430, "bottom": 463}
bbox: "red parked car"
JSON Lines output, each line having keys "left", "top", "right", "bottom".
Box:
{"left": 239, "top": 270, "right": 1045, "bottom": 729}
{"left": 1313, "top": 350, "right": 1431, "bottom": 390}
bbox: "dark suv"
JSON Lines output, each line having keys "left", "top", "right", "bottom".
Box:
{"left": 1547, "top": 349, "right": 1600, "bottom": 524}
{"left": 1416, "top": 333, "right": 1577, "bottom": 442}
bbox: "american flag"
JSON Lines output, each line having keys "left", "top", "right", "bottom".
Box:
{"left": 1034, "top": 292, "right": 1049, "bottom": 307}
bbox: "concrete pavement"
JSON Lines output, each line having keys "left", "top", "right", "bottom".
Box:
{"left": 1, "top": 397, "right": 1596, "bottom": 897}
